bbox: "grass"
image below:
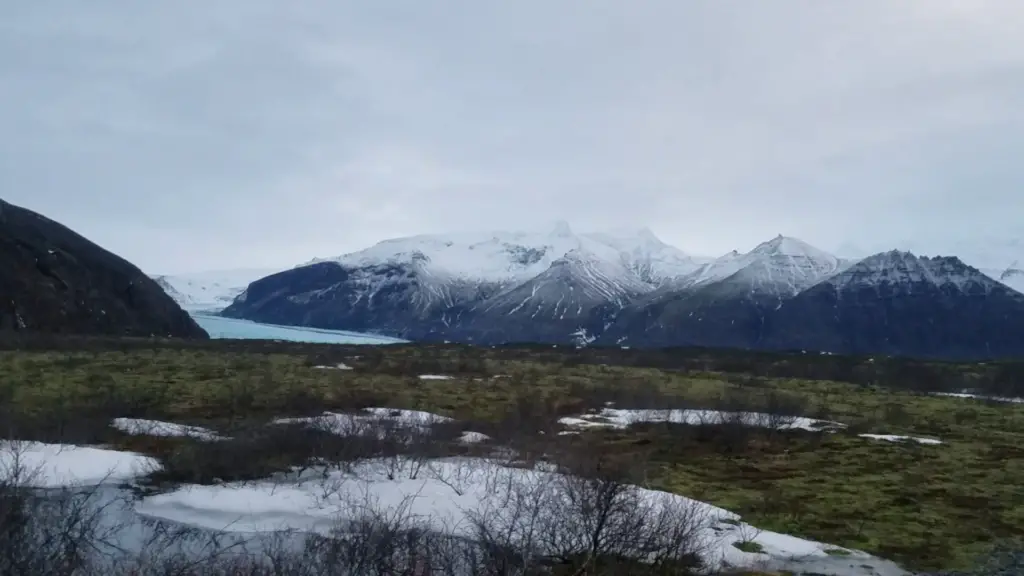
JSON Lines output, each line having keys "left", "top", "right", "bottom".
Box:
{"left": 732, "top": 541, "right": 765, "bottom": 554}
{"left": 1, "top": 339, "right": 1022, "bottom": 572}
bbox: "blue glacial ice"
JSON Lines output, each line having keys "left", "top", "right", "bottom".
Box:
{"left": 191, "top": 313, "right": 406, "bottom": 345}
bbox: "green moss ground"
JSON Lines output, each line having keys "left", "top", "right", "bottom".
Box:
{"left": 1, "top": 341, "right": 1021, "bottom": 571}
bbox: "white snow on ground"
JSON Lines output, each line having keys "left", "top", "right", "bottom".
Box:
{"left": 133, "top": 457, "right": 871, "bottom": 573}
{"left": 418, "top": 374, "right": 453, "bottom": 380}
{"left": 0, "top": 441, "right": 159, "bottom": 488}
{"left": 112, "top": 418, "right": 225, "bottom": 441}
{"left": 312, "top": 362, "right": 353, "bottom": 370}
{"left": 559, "top": 408, "right": 845, "bottom": 432}
{"left": 858, "top": 434, "right": 943, "bottom": 445}
{"left": 273, "top": 408, "right": 453, "bottom": 436}
{"left": 457, "top": 431, "right": 491, "bottom": 444}
{"left": 933, "top": 392, "right": 1024, "bottom": 404}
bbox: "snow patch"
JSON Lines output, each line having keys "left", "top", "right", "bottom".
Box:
{"left": 558, "top": 408, "right": 845, "bottom": 432}
{"left": 859, "top": 434, "right": 943, "bottom": 445}
{"left": 0, "top": 441, "right": 159, "bottom": 487}
{"left": 133, "top": 457, "right": 876, "bottom": 572}
{"left": 111, "top": 418, "right": 224, "bottom": 441}
{"left": 273, "top": 408, "right": 453, "bottom": 436}
{"left": 313, "top": 362, "right": 353, "bottom": 370}
{"left": 933, "top": 391, "right": 1024, "bottom": 404}
{"left": 418, "top": 374, "right": 453, "bottom": 380}
{"left": 457, "top": 431, "right": 491, "bottom": 444}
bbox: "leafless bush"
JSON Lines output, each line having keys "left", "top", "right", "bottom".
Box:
{"left": 427, "top": 458, "right": 482, "bottom": 497}
{"left": 0, "top": 442, "right": 125, "bottom": 576}
{"left": 308, "top": 487, "right": 441, "bottom": 575}
{"left": 465, "top": 450, "right": 712, "bottom": 575}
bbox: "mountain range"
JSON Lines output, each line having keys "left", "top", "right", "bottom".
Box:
{"left": 155, "top": 222, "right": 1024, "bottom": 360}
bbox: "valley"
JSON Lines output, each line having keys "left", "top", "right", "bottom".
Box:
{"left": 3, "top": 337, "right": 1023, "bottom": 574}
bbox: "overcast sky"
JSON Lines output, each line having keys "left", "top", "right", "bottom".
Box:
{"left": 3, "top": 1, "right": 1024, "bottom": 274}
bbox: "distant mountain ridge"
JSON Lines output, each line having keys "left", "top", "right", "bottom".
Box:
{"left": 201, "top": 223, "right": 1024, "bottom": 360}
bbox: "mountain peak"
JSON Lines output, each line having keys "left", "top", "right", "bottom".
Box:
{"left": 827, "top": 250, "right": 1003, "bottom": 293}
{"left": 549, "top": 220, "right": 573, "bottom": 237}
{"left": 683, "top": 236, "right": 841, "bottom": 295}
{"left": 751, "top": 235, "right": 833, "bottom": 259}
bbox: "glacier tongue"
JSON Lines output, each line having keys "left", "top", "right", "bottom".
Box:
{"left": 151, "top": 268, "right": 279, "bottom": 312}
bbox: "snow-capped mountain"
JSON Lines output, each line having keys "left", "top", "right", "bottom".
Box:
{"left": 223, "top": 223, "right": 701, "bottom": 342}
{"left": 295, "top": 222, "right": 704, "bottom": 317}
{"left": 685, "top": 235, "right": 849, "bottom": 295}
{"left": 826, "top": 251, "right": 1007, "bottom": 295}
{"left": 219, "top": 225, "right": 1024, "bottom": 359}
{"left": 452, "top": 247, "right": 656, "bottom": 344}
{"left": 583, "top": 227, "right": 707, "bottom": 284}
{"left": 319, "top": 221, "right": 702, "bottom": 286}
{"left": 152, "top": 268, "right": 278, "bottom": 312}
{"left": 765, "top": 251, "right": 1024, "bottom": 359}
{"left": 833, "top": 236, "right": 1024, "bottom": 295}
{"left": 598, "top": 236, "right": 847, "bottom": 348}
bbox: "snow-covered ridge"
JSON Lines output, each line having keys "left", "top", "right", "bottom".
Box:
{"left": 151, "top": 268, "right": 278, "bottom": 312}
{"left": 825, "top": 250, "right": 1009, "bottom": 293}
{"left": 324, "top": 221, "right": 706, "bottom": 286}
{"left": 154, "top": 225, "right": 1024, "bottom": 329}
{"left": 828, "top": 236, "right": 1024, "bottom": 295}
{"left": 585, "top": 227, "right": 710, "bottom": 283}
{"left": 680, "top": 235, "right": 847, "bottom": 296}
{"left": 479, "top": 247, "right": 656, "bottom": 318}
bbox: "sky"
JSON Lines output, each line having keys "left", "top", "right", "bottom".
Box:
{"left": 3, "top": 1, "right": 1024, "bottom": 274}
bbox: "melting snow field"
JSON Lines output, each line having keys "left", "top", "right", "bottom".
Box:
{"left": 312, "top": 362, "right": 353, "bottom": 370}
{"left": 273, "top": 407, "right": 455, "bottom": 435}
{"left": 558, "top": 407, "right": 846, "bottom": 432}
{"left": 131, "top": 456, "right": 876, "bottom": 572}
{"left": 0, "top": 441, "right": 159, "bottom": 488}
{"left": 192, "top": 313, "right": 407, "bottom": 345}
{"left": 858, "top": 434, "right": 943, "bottom": 445}
{"left": 112, "top": 418, "right": 225, "bottom": 441}
{"left": 1, "top": 410, "right": 916, "bottom": 575}
{"left": 933, "top": 391, "right": 1024, "bottom": 404}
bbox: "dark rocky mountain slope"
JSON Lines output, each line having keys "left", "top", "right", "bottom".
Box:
{"left": 0, "top": 199, "right": 207, "bottom": 338}
{"left": 759, "top": 251, "right": 1024, "bottom": 360}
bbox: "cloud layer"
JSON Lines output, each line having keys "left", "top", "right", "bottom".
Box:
{"left": 4, "top": 1, "right": 1024, "bottom": 273}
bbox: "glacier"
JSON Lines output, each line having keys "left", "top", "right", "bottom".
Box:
{"left": 191, "top": 313, "right": 406, "bottom": 344}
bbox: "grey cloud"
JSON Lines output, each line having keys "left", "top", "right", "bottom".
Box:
{"left": 2, "top": 1, "right": 1023, "bottom": 272}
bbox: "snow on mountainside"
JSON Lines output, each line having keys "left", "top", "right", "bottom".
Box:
{"left": 152, "top": 268, "right": 278, "bottom": 312}
{"left": 682, "top": 235, "right": 847, "bottom": 295}
{"left": 584, "top": 227, "right": 707, "bottom": 284}
{"left": 836, "top": 236, "right": 1024, "bottom": 294}
{"left": 479, "top": 247, "right": 653, "bottom": 316}
{"left": 451, "top": 247, "right": 657, "bottom": 344}
{"left": 825, "top": 251, "right": 1009, "bottom": 295}
{"left": 317, "top": 221, "right": 705, "bottom": 287}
